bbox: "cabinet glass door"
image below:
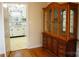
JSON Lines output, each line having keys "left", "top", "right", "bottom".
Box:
{"left": 53, "top": 8, "right": 58, "bottom": 34}
{"left": 70, "top": 9, "right": 74, "bottom": 35}
{"left": 69, "top": 5, "right": 78, "bottom": 38}
{"left": 44, "top": 9, "right": 52, "bottom": 32}
{"left": 60, "top": 9, "right": 66, "bottom": 35}
{"left": 47, "top": 9, "right": 52, "bottom": 32}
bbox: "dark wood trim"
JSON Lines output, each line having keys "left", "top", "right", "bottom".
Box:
{"left": 66, "top": 4, "right": 70, "bottom": 40}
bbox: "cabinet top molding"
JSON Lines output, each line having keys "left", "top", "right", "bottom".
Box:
{"left": 43, "top": 2, "right": 78, "bottom": 9}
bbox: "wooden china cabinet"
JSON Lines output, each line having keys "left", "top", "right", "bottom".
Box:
{"left": 42, "top": 3, "right": 78, "bottom": 57}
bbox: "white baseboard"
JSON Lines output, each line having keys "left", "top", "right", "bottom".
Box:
{"left": 10, "top": 47, "right": 28, "bottom": 51}
{"left": 26, "top": 44, "right": 42, "bottom": 49}
{"left": 10, "top": 44, "right": 42, "bottom": 51}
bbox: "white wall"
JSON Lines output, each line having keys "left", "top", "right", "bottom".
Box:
{"left": 27, "top": 2, "right": 48, "bottom": 48}
{"left": 9, "top": 3, "right": 48, "bottom": 50}
{"left": 0, "top": 3, "right": 6, "bottom": 55}
{"left": 1, "top": 2, "right": 48, "bottom": 51}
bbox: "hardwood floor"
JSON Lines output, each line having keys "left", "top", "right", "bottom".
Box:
{"left": 9, "top": 47, "right": 56, "bottom": 57}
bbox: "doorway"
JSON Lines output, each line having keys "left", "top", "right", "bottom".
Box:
{"left": 8, "top": 4, "right": 28, "bottom": 51}
{"left": 3, "top": 3, "right": 29, "bottom": 56}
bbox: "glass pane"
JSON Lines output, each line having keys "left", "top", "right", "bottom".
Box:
{"left": 47, "top": 9, "right": 52, "bottom": 32}
{"left": 70, "top": 10, "right": 74, "bottom": 34}
{"left": 44, "top": 9, "right": 52, "bottom": 32}
{"left": 8, "top": 4, "right": 26, "bottom": 37}
{"left": 60, "top": 9, "right": 66, "bottom": 35}
{"left": 54, "top": 8, "right": 58, "bottom": 33}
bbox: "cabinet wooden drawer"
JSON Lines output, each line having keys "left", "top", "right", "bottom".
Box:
{"left": 58, "top": 45, "right": 66, "bottom": 49}
{"left": 43, "top": 37, "right": 46, "bottom": 40}
{"left": 43, "top": 40, "right": 47, "bottom": 47}
{"left": 43, "top": 37, "right": 47, "bottom": 48}
{"left": 58, "top": 53, "right": 65, "bottom": 57}
{"left": 58, "top": 39, "right": 66, "bottom": 45}
{"left": 58, "top": 48, "right": 65, "bottom": 56}
{"left": 47, "top": 37, "right": 52, "bottom": 50}
{"left": 51, "top": 38, "right": 58, "bottom": 55}
{"left": 58, "top": 49, "right": 65, "bottom": 54}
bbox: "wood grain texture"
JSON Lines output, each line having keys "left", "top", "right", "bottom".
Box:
{"left": 9, "top": 47, "right": 55, "bottom": 57}
{"left": 42, "top": 3, "right": 78, "bottom": 57}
